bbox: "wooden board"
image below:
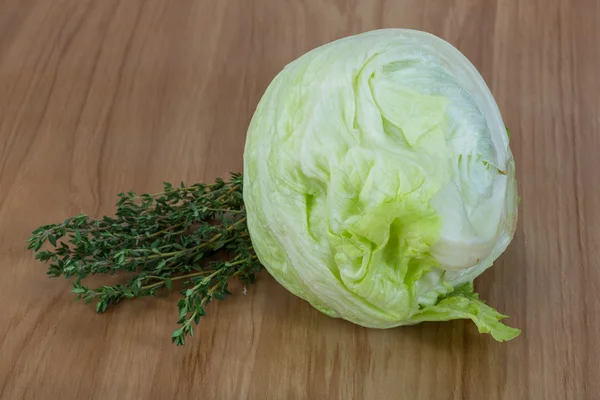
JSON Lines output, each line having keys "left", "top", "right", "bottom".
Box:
{"left": 1, "top": 0, "right": 598, "bottom": 398}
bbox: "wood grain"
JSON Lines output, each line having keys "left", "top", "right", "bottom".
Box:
{"left": 1, "top": 0, "right": 598, "bottom": 399}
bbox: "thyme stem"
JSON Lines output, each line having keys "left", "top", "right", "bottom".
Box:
{"left": 27, "top": 173, "right": 261, "bottom": 346}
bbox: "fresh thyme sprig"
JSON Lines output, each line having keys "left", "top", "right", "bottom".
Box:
{"left": 26, "top": 173, "right": 262, "bottom": 346}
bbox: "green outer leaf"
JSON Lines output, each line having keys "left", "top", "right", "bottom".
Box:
{"left": 411, "top": 283, "right": 520, "bottom": 342}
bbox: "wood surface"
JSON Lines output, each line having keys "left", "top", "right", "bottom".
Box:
{"left": 1, "top": 0, "right": 599, "bottom": 399}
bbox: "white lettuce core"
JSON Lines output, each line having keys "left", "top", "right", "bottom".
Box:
{"left": 243, "top": 29, "right": 519, "bottom": 341}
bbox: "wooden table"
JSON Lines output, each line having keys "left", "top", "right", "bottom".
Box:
{"left": 1, "top": 1, "right": 598, "bottom": 399}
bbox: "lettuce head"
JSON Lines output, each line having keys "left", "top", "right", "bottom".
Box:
{"left": 243, "top": 29, "right": 519, "bottom": 341}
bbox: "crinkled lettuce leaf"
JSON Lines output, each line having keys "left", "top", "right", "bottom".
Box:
{"left": 411, "top": 283, "right": 520, "bottom": 342}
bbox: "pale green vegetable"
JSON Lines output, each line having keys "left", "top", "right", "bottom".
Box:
{"left": 243, "top": 29, "right": 519, "bottom": 341}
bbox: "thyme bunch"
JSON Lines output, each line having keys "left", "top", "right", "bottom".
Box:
{"left": 26, "top": 173, "right": 262, "bottom": 346}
